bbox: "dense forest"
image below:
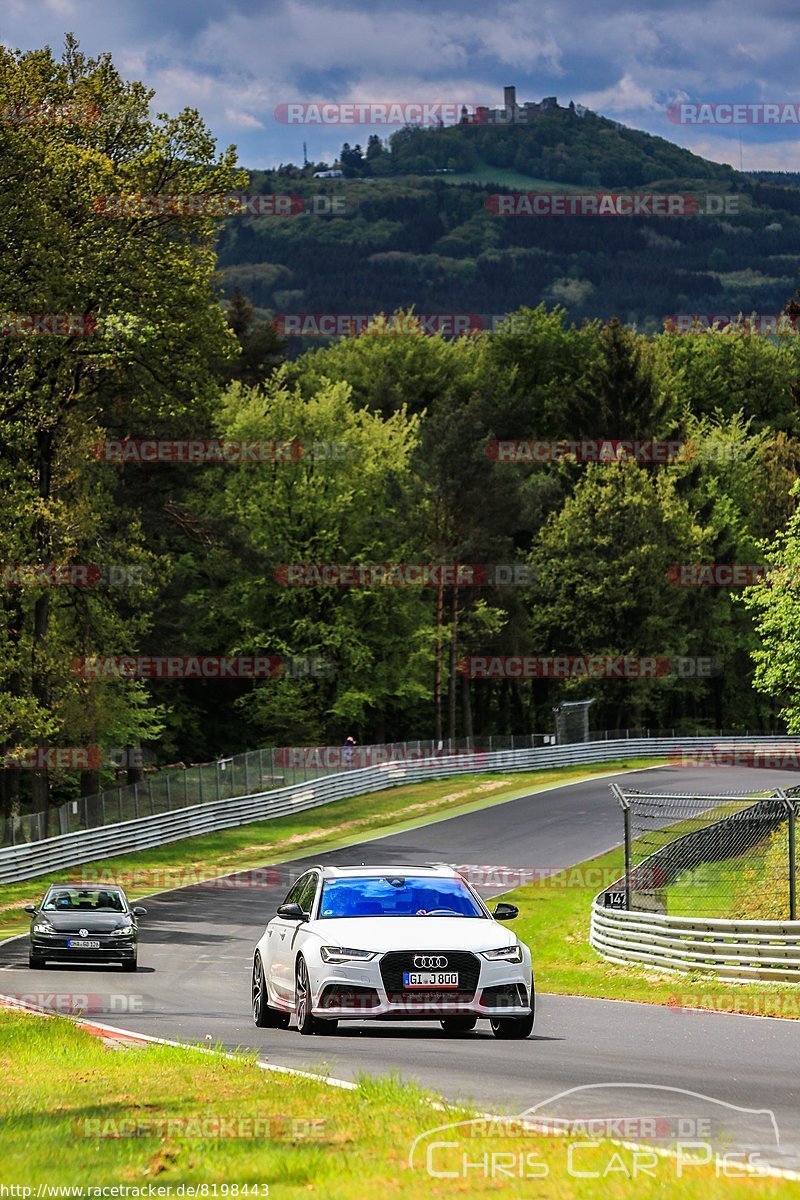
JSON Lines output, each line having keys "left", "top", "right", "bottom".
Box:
{"left": 215, "top": 114, "right": 800, "bottom": 333}
{"left": 6, "top": 42, "right": 800, "bottom": 820}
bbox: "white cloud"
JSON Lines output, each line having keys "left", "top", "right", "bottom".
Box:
{"left": 579, "top": 73, "right": 661, "bottom": 116}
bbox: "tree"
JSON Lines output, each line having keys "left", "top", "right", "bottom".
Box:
{"left": 223, "top": 286, "right": 286, "bottom": 386}
{"left": 174, "top": 370, "right": 429, "bottom": 744}
{"left": 568, "top": 318, "right": 679, "bottom": 440}
{"left": 527, "top": 461, "right": 701, "bottom": 728}
{"left": 0, "top": 35, "right": 244, "bottom": 816}
{"left": 742, "top": 491, "right": 800, "bottom": 731}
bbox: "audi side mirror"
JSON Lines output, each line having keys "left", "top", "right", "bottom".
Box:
{"left": 24, "top": 905, "right": 37, "bottom": 915}
{"left": 132, "top": 907, "right": 147, "bottom": 917}
{"left": 493, "top": 902, "right": 519, "bottom": 921}
{"left": 277, "top": 902, "right": 308, "bottom": 922}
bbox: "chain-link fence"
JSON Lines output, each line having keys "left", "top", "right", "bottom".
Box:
{"left": 611, "top": 785, "right": 799, "bottom": 920}
{"left": 1, "top": 736, "right": 548, "bottom": 848}
{"left": 0, "top": 727, "right": 790, "bottom": 849}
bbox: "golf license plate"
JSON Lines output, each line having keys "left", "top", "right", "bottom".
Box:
{"left": 403, "top": 971, "right": 458, "bottom": 988}
{"left": 67, "top": 939, "right": 100, "bottom": 948}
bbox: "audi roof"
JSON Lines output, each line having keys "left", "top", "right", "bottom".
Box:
{"left": 313, "top": 864, "right": 459, "bottom": 879}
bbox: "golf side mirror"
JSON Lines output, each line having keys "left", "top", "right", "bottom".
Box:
{"left": 24, "top": 905, "right": 37, "bottom": 915}
{"left": 132, "top": 907, "right": 147, "bottom": 917}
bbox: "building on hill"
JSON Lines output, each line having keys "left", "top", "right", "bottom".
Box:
{"left": 460, "top": 86, "right": 588, "bottom": 126}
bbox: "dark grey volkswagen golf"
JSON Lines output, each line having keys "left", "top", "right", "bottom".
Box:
{"left": 26, "top": 884, "right": 147, "bottom": 970}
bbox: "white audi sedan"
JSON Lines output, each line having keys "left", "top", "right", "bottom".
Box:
{"left": 251, "top": 864, "right": 534, "bottom": 1039}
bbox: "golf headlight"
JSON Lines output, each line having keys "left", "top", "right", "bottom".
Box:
{"left": 320, "top": 946, "right": 377, "bottom": 963}
{"left": 481, "top": 945, "right": 523, "bottom": 962}
{"left": 114, "top": 924, "right": 135, "bottom": 937}
{"left": 32, "top": 920, "right": 55, "bottom": 935}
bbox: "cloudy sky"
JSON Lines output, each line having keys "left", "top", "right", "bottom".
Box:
{"left": 3, "top": 0, "right": 800, "bottom": 171}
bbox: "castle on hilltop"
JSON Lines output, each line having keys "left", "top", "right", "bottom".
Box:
{"left": 460, "top": 85, "right": 589, "bottom": 126}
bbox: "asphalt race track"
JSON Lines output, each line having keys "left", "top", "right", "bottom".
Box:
{"left": 3, "top": 764, "right": 799, "bottom": 1172}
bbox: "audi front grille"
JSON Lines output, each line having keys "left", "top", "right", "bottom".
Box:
{"left": 378, "top": 950, "right": 481, "bottom": 998}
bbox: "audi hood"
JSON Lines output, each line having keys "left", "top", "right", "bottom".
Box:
{"left": 303, "top": 917, "right": 518, "bottom": 952}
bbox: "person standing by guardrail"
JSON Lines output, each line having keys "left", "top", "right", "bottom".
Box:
{"left": 343, "top": 735, "right": 357, "bottom": 767}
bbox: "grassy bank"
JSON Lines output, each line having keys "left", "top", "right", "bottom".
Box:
{"left": 0, "top": 1008, "right": 790, "bottom": 1197}
{"left": 0, "top": 759, "right": 658, "bottom": 939}
{"left": 502, "top": 846, "right": 800, "bottom": 1018}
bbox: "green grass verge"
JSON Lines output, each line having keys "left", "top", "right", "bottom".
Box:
{"left": 0, "top": 760, "right": 660, "bottom": 940}
{"left": 664, "top": 835, "right": 784, "bottom": 919}
{"left": 442, "top": 164, "right": 581, "bottom": 188}
{"left": 501, "top": 847, "right": 800, "bottom": 1019}
{"left": 0, "top": 1008, "right": 791, "bottom": 1196}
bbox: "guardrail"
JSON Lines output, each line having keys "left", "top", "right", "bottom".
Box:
{"left": 3, "top": 735, "right": 800, "bottom": 887}
{"left": 590, "top": 902, "right": 800, "bottom": 983}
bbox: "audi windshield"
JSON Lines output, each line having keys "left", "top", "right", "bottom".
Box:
{"left": 318, "top": 876, "right": 486, "bottom": 918}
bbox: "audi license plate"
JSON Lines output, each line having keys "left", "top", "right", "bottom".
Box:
{"left": 403, "top": 971, "right": 458, "bottom": 988}
{"left": 67, "top": 939, "right": 100, "bottom": 948}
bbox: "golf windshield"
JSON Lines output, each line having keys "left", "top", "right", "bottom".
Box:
{"left": 42, "top": 887, "right": 126, "bottom": 913}
{"left": 318, "top": 876, "right": 485, "bottom": 918}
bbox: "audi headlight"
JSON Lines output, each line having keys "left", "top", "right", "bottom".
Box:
{"left": 320, "top": 946, "right": 377, "bottom": 963}
{"left": 32, "top": 920, "right": 55, "bottom": 935}
{"left": 481, "top": 945, "right": 523, "bottom": 962}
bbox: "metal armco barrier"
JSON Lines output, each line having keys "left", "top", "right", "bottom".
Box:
{"left": 3, "top": 735, "right": 800, "bottom": 887}
{"left": 590, "top": 902, "right": 800, "bottom": 983}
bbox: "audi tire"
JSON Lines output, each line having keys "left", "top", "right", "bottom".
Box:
{"left": 252, "top": 954, "right": 290, "bottom": 1029}
{"left": 490, "top": 1011, "right": 534, "bottom": 1039}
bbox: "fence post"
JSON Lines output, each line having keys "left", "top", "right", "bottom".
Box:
{"left": 777, "top": 790, "right": 797, "bottom": 920}
{"left": 166, "top": 775, "right": 172, "bottom": 811}
{"left": 610, "top": 783, "right": 632, "bottom": 911}
{"left": 791, "top": 805, "right": 797, "bottom": 922}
